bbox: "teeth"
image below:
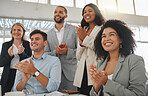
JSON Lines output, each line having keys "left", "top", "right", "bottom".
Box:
{"left": 105, "top": 43, "right": 112, "bottom": 45}
{"left": 86, "top": 16, "right": 90, "bottom": 19}
{"left": 32, "top": 44, "right": 37, "bottom": 46}
{"left": 56, "top": 16, "right": 60, "bottom": 19}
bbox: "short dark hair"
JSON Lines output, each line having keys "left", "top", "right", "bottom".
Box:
{"left": 56, "top": 6, "right": 67, "bottom": 14}
{"left": 30, "top": 30, "right": 47, "bottom": 41}
{"left": 81, "top": 3, "right": 105, "bottom": 28}
{"left": 94, "top": 19, "right": 136, "bottom": 60}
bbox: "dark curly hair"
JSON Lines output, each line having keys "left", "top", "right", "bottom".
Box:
{"left": 94, "top": 19, "right": 136, "bottom": 60}
{"left": 81, "top": 3, "right": 105, "bottom": 28}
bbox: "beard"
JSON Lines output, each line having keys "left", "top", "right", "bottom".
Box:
{"left": 54, "top": 16, "right": 65, "bottom": 23}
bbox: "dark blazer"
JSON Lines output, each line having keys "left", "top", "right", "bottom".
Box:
{"left": 0, "top": 40, "right": 32, "bottom": 95}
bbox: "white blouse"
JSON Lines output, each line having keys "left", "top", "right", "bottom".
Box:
{"left": 10, "top": 44, "right": 21, "bottom": 69}
{"left": 104, "top": 74, "right": 113, "bottom": 96}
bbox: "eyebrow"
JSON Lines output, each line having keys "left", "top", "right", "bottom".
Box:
{"left": 102, "top": 31, "right": 116, "bottom": 35}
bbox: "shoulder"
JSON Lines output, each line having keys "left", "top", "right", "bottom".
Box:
{"left": 46, "top": 55, "right": 60, "bottom": 64}
{"left": 47, "top": 26, "right": 54, "bottom": 34}
{"left": 2, "top": 41, "right": 12, "bottom": 46}
{"left": 125, "top": 54, "right": 144, "bottom": 62}
{"left": 124, "top": 54, "right": 144, "bottom": 68}
{"left": 65, "top": 23, "right": 75, "bottom": 29}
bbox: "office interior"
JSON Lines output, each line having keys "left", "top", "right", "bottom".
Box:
{"left": 0, "top": 0, "right": 148, "bottom": 86}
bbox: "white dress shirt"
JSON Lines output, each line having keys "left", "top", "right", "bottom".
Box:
{"left": 53, "top": 22, "right": 66, "bottom": 45}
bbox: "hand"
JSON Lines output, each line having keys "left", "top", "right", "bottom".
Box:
{"left": 15, "top": 58, "right": 36, "bottom": 75}
{"left": 55, "top": 43, "right": 68, "bottom": 55}
{"left": 89, "top": 64, "right": 108, "bottom": 93}
{"left": 75, "top": 25, "right": 87, "bottom": 41}
{"left": 18, "top": 45, "right": 25, "bottom": 54}
{"left": 22, "top": 72, "right": 31, "bottom": 82}
{"left": 58, "top": 43, "right": 66, "bottom": 48}
{"left": 8, "top": 46, "right": 14, "bottom": 57}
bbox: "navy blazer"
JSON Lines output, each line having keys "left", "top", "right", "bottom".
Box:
{"left": 0, "top": 40, "right": 32, "bottom": 95}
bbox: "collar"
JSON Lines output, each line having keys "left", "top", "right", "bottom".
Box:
{"left": 52, "top": 22, "right": 66, "bottom": 32}
{"left": 99, "top": 54, "right": 125, "bottom": 71}
{"left": 31, "top": 53, "right": 47, "bottom": 60}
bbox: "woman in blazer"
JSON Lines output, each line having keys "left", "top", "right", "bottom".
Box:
{"left": 0, "top": 23, "right": 32, "bottom": 95}
{"left": 89, "top": 20, "right": 147, "bottom": 96}
{"left": 74, "top": 3, "right": 105, "bottom": 95}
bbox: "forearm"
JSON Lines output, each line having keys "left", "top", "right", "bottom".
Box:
{"left": 31, "top": 68, "right": 49, "bottom": 88}
{"left": 16, "top": 79, "right": 27, "bottom": 91}
{"left": 35, "top": 73, "right": 49, "bottom": 88}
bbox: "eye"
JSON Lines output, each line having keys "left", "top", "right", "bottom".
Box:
{"left": 88, "top": 10, "right": 92, "bottom": 12}
{"left": 59, "top": 11, "right": 63, "bottom": 14}
{"left": 110, "top": 33, "right": 115, "bottom": 36}
{"left": 31, "top": 38, "right": 33, "bottom": 41}
{"left": 101, "top": 35, "right": 106, "bottom": 38}
{"left": 18, "top": 29, "right": 21, "bottom": 31}
{"left": 54, "top": 11, "right": 57, "bottom": 14}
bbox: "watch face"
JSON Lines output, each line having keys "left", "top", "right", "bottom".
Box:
{"left": 35, "top": 71, "right": 40, "bottom": 76}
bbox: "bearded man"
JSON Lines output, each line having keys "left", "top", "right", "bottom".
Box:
{"left": 44, "top": 6, "right": 77, "bottom": 91}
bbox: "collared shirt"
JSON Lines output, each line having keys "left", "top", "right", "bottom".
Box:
{"left": 13, "top": 53, "right": 61, "bottom": 94}
{"left": 52, "top": 22, "right": 66, "bottom": 44}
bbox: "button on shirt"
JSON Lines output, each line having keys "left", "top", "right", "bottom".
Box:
{"left": 13, "top": 53, "right": 61, "bottom": 94}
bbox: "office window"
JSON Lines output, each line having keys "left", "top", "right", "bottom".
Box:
{"left": 98, "top": 0, "right": 117, "bottom": 12}
{"left": 76, "top": 0, "right": 85, "bottom": 8}
{"left": 118, "top": 0, "right": 134, "bottom": 14}
{"left": 135, "top": 0, "right": 148, "bottom": 16}
{"left": 86, "top": 0, "right": 97, "bottom": 5}
{"left": 76, "top": 0, "right": 97, "bottom": 8}
{"left": 139, "top": 26, "right": 148, "bottom": 41}
{"left": 12, "top": 0, "right": 19, "bottom": 1}
{"left": 23, "top": 0, "right": 48, "bottom": 4}
{"left": 135, "top": 42, "right": 148, "bottom": 72}
{"left": 51, "top": 0, "right": 73, "bottom": 7}
{"left": 130, "top": 26, "right": 140, "bottom": 41}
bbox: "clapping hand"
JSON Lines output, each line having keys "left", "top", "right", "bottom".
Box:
{"left": 75, "top": 25, "right": 87, "bottom": 41}
{"left": 8, "top": 46, "right": 14, "bottom": 57}
{"left": 15, "top": 58, "right": 35, "bottom": 74}
{"left": 89, "top": 64, "right": 108, "bottom": 93}
{"left": 55, "top": 43, "right": 68, "bottom": 55}
{"left": 18, "top": 45, "right": 25, "bottom": 54}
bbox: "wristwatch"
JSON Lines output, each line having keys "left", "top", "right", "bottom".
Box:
{"left": 33, "top": 70, "right": 40, "bottom": 77}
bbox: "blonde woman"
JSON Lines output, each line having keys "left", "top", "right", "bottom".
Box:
{"left": 0, "top": 23, "right": 32, "bottom": 95}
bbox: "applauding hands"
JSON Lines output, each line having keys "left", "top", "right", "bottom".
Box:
{"left": 8, "top": 44, "right": 25, "bottom": 57}
{"left": 89, "top": 64, "right": 108, "bottom": 93}
{"left": 55, "top": 43, "right": 68, "bottom": 55}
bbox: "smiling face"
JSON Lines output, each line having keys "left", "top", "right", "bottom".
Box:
{"left": 101, "top": 27, "right": 122, "bottom": 53}
{"left": 30, "top": 33, "right": 47, "bottom": 52}
{"left": 83, "top": 6, "right": 96, "bottom": 23}
{"left": 12, "top": 25, "right": 24, "bottom": 40}
{"left": 54, "top": 6, "right": 67, "bottom": 23}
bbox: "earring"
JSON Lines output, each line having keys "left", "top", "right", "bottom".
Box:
{"left": 120, "top": 44, "right": 122, "bottom": 48}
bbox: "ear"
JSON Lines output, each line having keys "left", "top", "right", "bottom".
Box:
{"left": 65, "top": 14, "right": 68, "bottom": 18}
{"left": 44, "top": 40, "right": 48, "bottom": 46}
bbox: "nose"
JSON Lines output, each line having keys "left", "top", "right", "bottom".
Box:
{"left": 104, "top": 36, "right": 110, "bottom": 41}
